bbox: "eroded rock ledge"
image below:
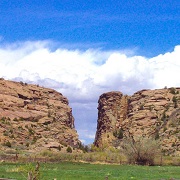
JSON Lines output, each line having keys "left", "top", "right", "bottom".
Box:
{"left": 0, "top": 78, "right": 80, "bottom": 152}
{"left": 94, "top": 88, "right": 180, "bottom": 156}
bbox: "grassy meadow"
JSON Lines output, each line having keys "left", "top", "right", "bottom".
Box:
{"left": 0, "top": 162, "right": 180, "bottom": 180}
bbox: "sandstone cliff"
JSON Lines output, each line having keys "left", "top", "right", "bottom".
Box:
{"left": 0, "top": 78, "right": 80, "bottom": 152}
{"left": 94, "top": 88, "right": 180, "bottom": 156}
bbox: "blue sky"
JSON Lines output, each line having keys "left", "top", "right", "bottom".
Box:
{"left": 1, "top": 0, "right": 179, "bottom": 56}
{"left": 0, "top": 0, "right": 180, "bottom": 144}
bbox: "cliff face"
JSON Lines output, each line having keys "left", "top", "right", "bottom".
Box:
{"left": 0, "top": 78, "right": 80, "bottom": 152}
{"left": 94, "top": 92, "right": 128, "bottom": 147}
{"left": 94, "top": 88, "right": 180, "bottom": 155}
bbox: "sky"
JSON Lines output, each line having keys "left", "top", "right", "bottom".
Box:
{"left": 0, "top": 0, "right": 180, "bottom": 144}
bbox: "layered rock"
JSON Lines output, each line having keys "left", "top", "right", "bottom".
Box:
{"left": 94, "top": 92, "right": 128, "bottom": 147}
{"left": 0, "top": 78, "right": 80, "bottom": 152}
{"left": 94, "top": 88, "right": 180, "bottom": 155}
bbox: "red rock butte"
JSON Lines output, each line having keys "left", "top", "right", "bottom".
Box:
{"left": 94, "top": 88, "right": 180, "bottom": 156}
{"left": 0, "top": 78, "right": 80, "bottom": 153}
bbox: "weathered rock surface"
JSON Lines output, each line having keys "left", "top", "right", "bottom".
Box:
{"left": 0, "top": 78, "right": 80, "bottom": 152}
{"left": 94, "top": 88, "right": 180, "bottom": 155}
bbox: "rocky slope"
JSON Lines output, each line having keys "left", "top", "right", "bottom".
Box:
{"left": 0, "top": 78, "right": 80, "bottom": 153}
{"left": 94, "top": 88, "right": 180, "bottom": 156}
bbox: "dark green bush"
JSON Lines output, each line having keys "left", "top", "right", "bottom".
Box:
{"left": 66, "top": 146, "right": 72, "bottom": 153}
{"left": 113, "top": 128, "right": 124, "bottom": 139}
{"left": 4, "top": 141, "right": 12, "bottom": 147}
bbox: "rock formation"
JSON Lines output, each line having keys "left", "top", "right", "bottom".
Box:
{"left": 0, "top": 78, "right": 80, "bottom": 152}
{"left": 94, "top": 88, "right": 180, "bottom": 156}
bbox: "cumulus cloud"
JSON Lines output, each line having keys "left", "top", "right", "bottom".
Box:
{"left": 0, "top": 41, "right": 180, "bottom": 144}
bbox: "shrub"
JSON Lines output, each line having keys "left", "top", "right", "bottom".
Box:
{"left": 20, "top": 81, "right": 24, "bottom": 85}
{"left": 122, "top": 136, "right": 160, "bottom": 165}
{"left": 58, "top": 145, "right": 61, "bottom": 151}
{"left": 169, "top": 87, "right": 176, "bottom": 94}
{"left": 163, "top": 127, "right": 167, "bottom": 132}
{"left": 172, "top": 96, "right": 178, "bottom": 108}
{"left": 4, "top": 141, "right": 12, "bottom": 148}
{"left": 66, "top": 146, "right": 72, "bottom": 153}
{"left": 149, "top": 105, "right": 153, "bottom": 111}
{"left": 48, "top": 110, "right": 52, "bottom": 117}
{"left": 155, "top": 132, "right": 160, "bottom": 140}
{"left": 28, "top": 128, "right": 34, "bottom": 135}
{"left": 161, "top": 111, "right": 167, "bottom": 122}
{"left": 13, "top": 117, "right": 19, "bottom": 121}
{"left": 172, "top": 96, "right": 177, "bottom": 102}
{"left": 113, "top": 128, "right": 124, "bottom": 139}
{"left": 139, "top": 104, "right": 144, "bottom": 110}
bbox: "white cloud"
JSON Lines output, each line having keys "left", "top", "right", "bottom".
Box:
{"left": 148, "top": 46, "right": 180, "bottom": 88}
{"left": 0, "top": 41, "right": 180, "bottom": 144}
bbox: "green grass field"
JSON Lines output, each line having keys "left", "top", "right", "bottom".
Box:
{"left": 0, "top": 162, "right": 180, "bottom": 180}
